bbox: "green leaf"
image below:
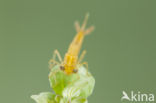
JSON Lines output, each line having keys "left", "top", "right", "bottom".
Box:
{"left": 72, "top": 97, "right": 88, "bottom": 103}
{"left": 49, "top": 65, "right": 79, "bottom": 95}
{"left": 59, "top": 97, "right": 88, "bottom": 103}
{"left": 31, "top": 92, "right": 56, "bottom": 103}
{"left": 49, "top": 65, "right": 95, "bottom": 98}
{"left": 62, "top": 87, "right": 80, "bottom": 100}
{"left": 72, "top": 66, "right": 95, "bottom": 98}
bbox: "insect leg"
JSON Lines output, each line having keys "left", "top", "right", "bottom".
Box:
{"left": 48, "top": 59, "right": 60, "bottom": 69}
{"left": 78, "top": 50, "right": 86, "bottom": 63}
{"left": 81, "top": 61, "right": 88, "bottom": 71}
{"left": 53, "top": 49, "right": 63, "bottom": 62}
{"left": 49, "top": 49, "right": 62, "bottom": 69}
{"left": 79, "top": 61, "right": 90, "bottom": 76}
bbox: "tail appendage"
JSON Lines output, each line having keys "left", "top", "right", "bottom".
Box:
{"left": 67, "top": 13, "right": 94, "bottom": 56}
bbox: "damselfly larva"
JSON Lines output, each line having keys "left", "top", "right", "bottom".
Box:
{"left": 49, "top": 13, "right": 94, "bottom": 75}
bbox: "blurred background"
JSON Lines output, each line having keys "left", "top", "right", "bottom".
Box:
{"left": 0, "top": 0, "right": 156, "bottom": 103}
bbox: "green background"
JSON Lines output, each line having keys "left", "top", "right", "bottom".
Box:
{"left": 0, "top": 0, "right": 156, "bottom": 103}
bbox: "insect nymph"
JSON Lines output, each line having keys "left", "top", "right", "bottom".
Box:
{"left": 49, "top": 14, "right": 94, "bottom": 75}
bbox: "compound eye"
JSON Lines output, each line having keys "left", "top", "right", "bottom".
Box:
{"left": 73, "top": 69, "right": 78, "bottom": 73}
{"left": 60, "top": 66, "right": 65, "bottom": 71}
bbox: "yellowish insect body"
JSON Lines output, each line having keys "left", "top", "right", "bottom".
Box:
{"left": 63, "top": 31, "right": 84, "bottom": 74}
{"left": 49, "top": 13, "right": 94, "bottom": 75}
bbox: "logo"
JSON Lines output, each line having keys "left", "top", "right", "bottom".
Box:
{"left": 121, "top": 91, "right": 154, "bottom": 102}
